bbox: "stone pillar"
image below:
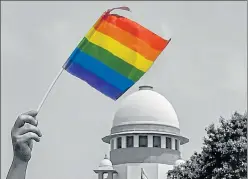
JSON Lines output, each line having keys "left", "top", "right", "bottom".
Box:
{"left": 112, "top": 138, "right": 117, "bottom": 150}
{"left": 134, "top": 135, "right": 138, "bottom": 147}
{"left": 108, "top": 172, "right": 113, "bottom": 179}
{"left": 122, "top": 136, "right": 126, "bottom": 148}
{"left": 98, "top": 172, "right": 103, "bottom": 179}
{"left": 148, "top": 135, "right": 153, "bottom": 147}
{"left": 171, "top": 137, "right": 175, "bottom": 150}
{"left": 161, "top": 135, "right": 166, "bottom": 148}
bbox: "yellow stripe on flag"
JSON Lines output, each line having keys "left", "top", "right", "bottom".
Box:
{"left": 85, "top": 27, "right": 153, "bottom": 72}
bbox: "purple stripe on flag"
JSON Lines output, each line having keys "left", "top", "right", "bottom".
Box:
{"left": 65, "top": 48, "right": 134, "bottom": 91}
{"left": 66, "top": 62, "right": 124, "bottom": 100}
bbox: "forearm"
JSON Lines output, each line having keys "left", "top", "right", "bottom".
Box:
{"left": 6, "top": 157, "right": 28, "bottom": 179}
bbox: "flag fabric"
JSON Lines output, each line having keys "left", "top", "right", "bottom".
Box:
{"left": 141, "top": 168, "right": 148, "bottom": 179}
{"left": 63, "top": 6, "right": 171, "bottom": 100}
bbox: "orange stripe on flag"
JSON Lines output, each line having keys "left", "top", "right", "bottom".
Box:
{"left": 94, "top": 19, "right": 161, "bottom": 62}
{"left": 103, "top": 14, "right": 169, "bottom": 52}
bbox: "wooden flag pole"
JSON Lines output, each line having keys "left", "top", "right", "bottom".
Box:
{"left": 37, "top": 68, "right": 64, "bottom": 113}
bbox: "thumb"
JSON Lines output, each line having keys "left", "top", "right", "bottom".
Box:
{"left": 23, "top": 110, "right": 38, "bottom": 117}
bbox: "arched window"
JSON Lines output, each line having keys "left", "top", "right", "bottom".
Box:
{"left": 103, "top": 173, "right": 108, "bottom": 179}
{"left": 153, "top": 136, "right": 161, "bottom": 148}
{"left": 139, "top": 135, "right": 148, "bottom": 147}
{"left": 166, "top": 137, "right": 172, "bottom": 149}
{"left": 126, "top": 136, "right": 134, "bottom": 148}
{"left": 117, "top": 137, "right": 122, "bottom": 149}
{"left": 175, "top": 139, "right": 179, "bottom": 150}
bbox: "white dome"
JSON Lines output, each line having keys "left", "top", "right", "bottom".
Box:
{"left": 113, "top": 86, "right": 180, "bottom": 129}
{"left": 99, "top": 158, "right": 112, "bottom": 168}
{"left": 98, "top": 155, "right": 114, "bottom": 170}
{"left": 175, "top": 159, "right": 186, "bottom": 166}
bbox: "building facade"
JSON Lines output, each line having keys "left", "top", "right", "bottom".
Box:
{"left": 94, "top": 86, "right": 189, "bottom": 179}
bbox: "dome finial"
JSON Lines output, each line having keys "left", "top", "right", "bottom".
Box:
{"left": 104, "top": 154, "right": 108, "bottom": 159}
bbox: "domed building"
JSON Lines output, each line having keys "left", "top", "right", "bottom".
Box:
{"left": 94, "top": 86, "right": 189, "bottom": 179}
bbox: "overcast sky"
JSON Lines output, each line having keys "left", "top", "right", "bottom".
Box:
{"left": 1, "top": 1, "right": 247, "bottom": 179}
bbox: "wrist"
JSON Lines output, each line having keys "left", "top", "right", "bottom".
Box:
{"left": 12, "top": 156, "right": 28, "bottom": 167}
{"left": 7, "top": 156, "right": 28, "bottom": 179}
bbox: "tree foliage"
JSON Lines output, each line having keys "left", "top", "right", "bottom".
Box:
{"left": 167, "top": 112, "right": 247, "bottom": 179}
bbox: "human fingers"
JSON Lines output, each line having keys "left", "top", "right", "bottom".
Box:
{"left": 27, "top": 139, "right": 33, "bottom": 149}
{"left": 18, "top": 123, "right": 42, "bottom": 137}
{"left": 18, "top": 132, "right": 41, "bottom": 143}
{"left": 14, "top": 114, "right": 38, "bottom": 128}
{"left": 22, "top": 110, "right": 38, "bottom": 117}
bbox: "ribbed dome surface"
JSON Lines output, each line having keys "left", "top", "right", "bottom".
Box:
{"left": 113, "top": 86, "right": 180, "bottom": 129}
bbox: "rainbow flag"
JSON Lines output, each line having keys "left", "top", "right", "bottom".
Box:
{"left": 63, "top": 7, "right": 171, "bottom": 100}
